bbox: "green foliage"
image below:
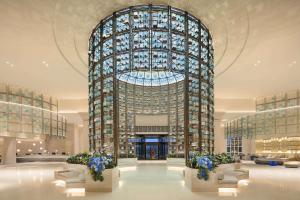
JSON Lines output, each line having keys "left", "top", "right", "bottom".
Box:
{"left": 197, "top": 167, "right": 209, "bottom": 181}
{"left": 66, "top": 153, "right": 91, "bottom": 165}
{"left": 187, "top": 152, "right": 234, "bottom": 169}
{"left": 66, "top": 152, "right": 116, "bottom": 182}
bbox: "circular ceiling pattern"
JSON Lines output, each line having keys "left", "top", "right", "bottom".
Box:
{"left": 51, "top": 0, "right": 250, "bottom": 80}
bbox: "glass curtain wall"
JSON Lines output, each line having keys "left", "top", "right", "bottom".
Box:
{"left": 0, "top": 83, "right": 66, "bottom": 138}
{"left": 88, "top": 5, "right": 214, "bottom": 164}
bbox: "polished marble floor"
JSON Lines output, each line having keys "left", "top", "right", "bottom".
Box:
{"left": 0, "top": 160, "right": 299, "bottom": 200}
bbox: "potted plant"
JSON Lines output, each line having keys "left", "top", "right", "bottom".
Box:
{"left": 185, "top": 152, "right": 234, "bottom": 192}
{"left": 66, "top": 152, "right": 119, "bottom": 192}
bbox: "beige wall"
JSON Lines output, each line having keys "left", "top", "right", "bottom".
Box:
{"left": 58, "top": 99, "right": 88, "bottom": 113}
{"left": 215, "top": 98, "right": 255, "bottom": 112}
{"left": 135, "top": 114, "right": 168, "bottom": 126}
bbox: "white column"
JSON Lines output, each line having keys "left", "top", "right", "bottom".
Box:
{"left": 2, "top": 137, "right": 16, "bottom": 165}
{"left": 243, "top": 138, "right": 256, "bottom": 155}
{"left": 214, "top": 112, "right": 226, "bottom": 153}
{"left": 73, "top": 124, "right": 81, "bottom": 154}
{"left": 78, "top": 112, "right": 89, "bottom": 153}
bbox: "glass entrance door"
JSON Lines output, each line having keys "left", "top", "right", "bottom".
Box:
{"left": 146, "top": 143, "right": 158, "bottom": 160}
{"left": 135, "top": 135, "right": 168, "bottom": 160}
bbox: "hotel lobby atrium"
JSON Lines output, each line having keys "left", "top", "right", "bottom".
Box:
{"left": 0, "top": 0, "right": 300, "bottom": 199}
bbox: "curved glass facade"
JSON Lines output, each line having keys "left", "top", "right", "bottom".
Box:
{"left": 88, "top": 5, "right": 214, "bottom": 163}
{"left": 0, "top": 83, "right": 67, "bottom": 138}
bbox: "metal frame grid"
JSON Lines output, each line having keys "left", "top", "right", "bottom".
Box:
{"left": 88, "top": 5, "right": 214, "bottom": 165}
{"left": 0, "top": 83, "right": 67, "bottom": 138}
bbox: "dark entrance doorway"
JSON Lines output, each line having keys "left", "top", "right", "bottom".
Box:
{"left": 135, "top": 135, "right": 168, "bottom": 160}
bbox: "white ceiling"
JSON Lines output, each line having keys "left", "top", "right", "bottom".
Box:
{"left": 0, "top": 0, "right": 300, "bottom": 100}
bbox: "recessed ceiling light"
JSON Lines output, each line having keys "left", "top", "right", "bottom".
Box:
{"left": 5, "top": 61, "right": 10, "bottom": 64}
{"left": 293, "top": 61, "right": 296, "bottom": 64}
{"left": 257, "top": 60, "right": 261, "bottom": 63}
{"left": 10, "top": 64, "right": 14, "bottom": 67}
{"left": 42, "top": 61, "right": 46, "bottom": 64}
{"left": 254, "top": 63, "right": 257, "bottom": 66}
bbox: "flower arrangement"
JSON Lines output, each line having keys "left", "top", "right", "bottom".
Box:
{"left": 88, "top": 156, "right": 106, "bottom": 181}
{"left": 197, "top": 156, "right": 213, "bottom": 180}
{"left": 187, "top": 152, "right": 234, "bottom": 181}
{"left": 66, "top": 152, "right": 116, "bottom": 182}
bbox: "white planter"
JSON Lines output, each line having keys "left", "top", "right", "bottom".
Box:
{"left": 85, "top": 167, "right": 119, "bottom": 192}
{"left": 64, "top": 164, "right": 119, "bottom": 192}
{"left": 184, "top": 167, "right": 219, "bottom": 192}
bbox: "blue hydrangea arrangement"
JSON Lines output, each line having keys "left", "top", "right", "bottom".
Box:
{"left": 197, "top": 156, "right": 213, "bottom": 181}
{"left": 88, "top": 156, "right": 106, "bottom": 181}
{"left": 67, "top": 152, "right": 116, "bottom": 182}
{"left": 187, "top": 151, "right": 234, "bottom": 181}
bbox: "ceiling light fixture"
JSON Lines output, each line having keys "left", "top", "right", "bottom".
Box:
{"left": 42, "top": 61, "right": 49, "bottom": 67}
{"left": 4, "top": 60, "right": 14, "bottom": 67}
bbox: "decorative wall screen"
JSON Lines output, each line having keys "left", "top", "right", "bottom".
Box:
{"left": 88, "top": 5, "right": 214, "bottom": 163}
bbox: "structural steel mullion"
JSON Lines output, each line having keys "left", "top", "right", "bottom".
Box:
{"left": 99, "top": 21, "right": 104, "bottom": 151}
{"left": 129, "top": 7, "right": 133, "bottom": 72}
{"left": 184, "top": 11, "right": 190, "bottom": 165}
{"left": 207, "top": 34, "right": 213, "bottom": 154}
{"left": 198, "top": 21, "right": 203, "bottom": 153}
{"left": 125, "top": 83, "right": 128, "bottom": 158}
{"left": 149, "top": 4, "right": 153, "bottom": 76}
{"left": 112, "top": 12, "right": 119, "bottom": 165}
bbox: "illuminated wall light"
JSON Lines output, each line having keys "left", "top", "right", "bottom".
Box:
{"left": 40, "top": 147, "right": 43, "bottom": 150}
{"left": 65, "top": 188, "right": 85, "bottom": 197}
{"left": 52, "top": 180, "right": 66, "bottom": 187}
{"left": 119, "top": 166, "right": 137, "bottom": 172}
{"left": 33, "top": 143, "right": 36, "bottom": 146}
{"left": 17, "top": 141, "right": 21, "bottom": 144}
{"left": 39, "top": 141, "right": 43, "bottom": 144}
{"left": 238, "top": 180, "right": 249, "bottom": 186}
{"left": 17, "top": 149, "right": 20, "bottom": 152}
{"left": 28, "top": 149, "right": 32, "bottom": 152}
{"left": 0, "top": 100, "right": 61, "bottom": 115}
{"left": 218, "top": 188, "right": 238, "bottom": 197}
{"left": 167, "top": 166, "right": 184, "bottom": 171}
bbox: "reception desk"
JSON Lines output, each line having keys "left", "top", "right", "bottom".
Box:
{"left": 16, "top": 155, "right": 68, "bottom": 163}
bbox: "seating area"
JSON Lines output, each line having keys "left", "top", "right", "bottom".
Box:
{"left": 216, "top": 163, "right": 249, "bottom": 186}
{"left": 284, "top": 161, "right": 300, "bottom": 168}
{"left": 17, "top": 155, "right": 68, "bottom": 163}
{"left": 54, "top": 163, "right": 119, "bottom": 192}
{"left": 184, "top": 163, "right": 250, "bottom": 192}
